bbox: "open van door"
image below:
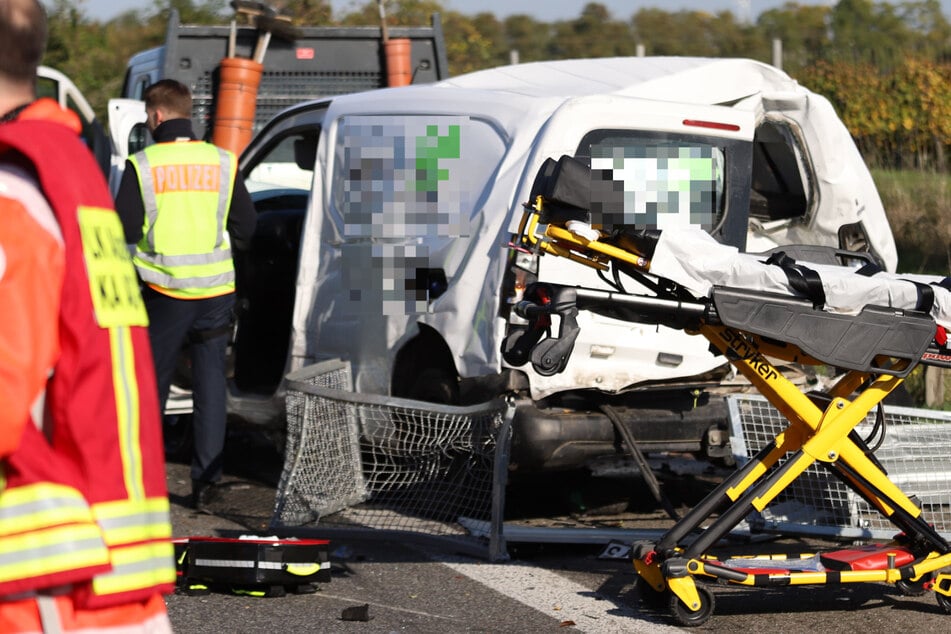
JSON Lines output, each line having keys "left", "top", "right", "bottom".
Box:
{"left": 106, "top": 98, "right": 149, "bottom": 195}
{"left": 37, "top": 66, "right": 113, "bottom": 181}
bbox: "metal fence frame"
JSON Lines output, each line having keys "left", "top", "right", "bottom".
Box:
{"left": 728, "top": 393, "right": 951, "bottom": 540}
{"left": 270, "top": 359, "right": 514, "bottom": 561}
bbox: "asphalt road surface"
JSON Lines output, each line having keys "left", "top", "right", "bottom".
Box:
{"left": 163, "top": 428, "right": 951, "bottom": 633}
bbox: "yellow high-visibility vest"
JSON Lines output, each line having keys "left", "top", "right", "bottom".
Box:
{"left": 130, "top": 141, "right": 237, "bottom": 298}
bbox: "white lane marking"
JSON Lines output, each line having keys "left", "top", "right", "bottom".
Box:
{"left": 437, "top": 558, "right": 681, "bottom": 633}
{"left": 308, "top": 591, "right": 458, "bottom": 620}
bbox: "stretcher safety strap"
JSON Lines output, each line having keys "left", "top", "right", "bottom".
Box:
{"left": 763, "top": 251, "right": 826, "bottom": 308}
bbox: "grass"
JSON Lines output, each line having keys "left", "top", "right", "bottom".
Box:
{"left": 869, "top": 169, "right": 949, "bottom": 409}
{"left": 871, "top": 168, "right": 951, "bottom": 274}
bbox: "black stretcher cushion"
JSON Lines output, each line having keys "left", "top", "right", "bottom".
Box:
{"left": 712, "top": 286, "right": 935, "bottom": 377}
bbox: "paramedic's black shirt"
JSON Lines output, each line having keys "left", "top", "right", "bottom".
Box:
{"left": 114, "top": 118, "right": 256, "bottom": 248}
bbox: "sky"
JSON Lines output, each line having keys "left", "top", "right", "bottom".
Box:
{"left": 66, "top": 1, "right": 852, "bottom": 24}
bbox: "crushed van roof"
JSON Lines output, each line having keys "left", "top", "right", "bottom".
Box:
{"left": 436, "top": 56, "right": 803, "bottom": 105}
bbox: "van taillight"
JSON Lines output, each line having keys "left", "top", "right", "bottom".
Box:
{"left": 683, "top": 119, "right": 741, "bottom": 132}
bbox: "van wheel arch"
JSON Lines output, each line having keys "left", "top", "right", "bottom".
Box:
{"left": 391, "top": 325, "right": 460, "bottom": 405}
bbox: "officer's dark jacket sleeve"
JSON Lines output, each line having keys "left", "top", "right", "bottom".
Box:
{"left": 227, "top": 176, "right": 256, "bottom": 250}
{"left": 115, "top": 158, "right": 145, "bottom": 245}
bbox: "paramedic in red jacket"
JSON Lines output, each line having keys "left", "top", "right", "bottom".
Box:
{"left": 0, "top": 0, "right": 175, "bottom": 631}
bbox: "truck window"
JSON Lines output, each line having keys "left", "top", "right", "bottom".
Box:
{"left": 130, "top": 76, "right": 150, "bottom": 100}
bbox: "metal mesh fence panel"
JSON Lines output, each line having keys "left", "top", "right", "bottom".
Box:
{"left": 728, "top": 393, "right": 951, "bottom": 539}
{"left": 271, "top": 360, "right": 512, "bottom": 557}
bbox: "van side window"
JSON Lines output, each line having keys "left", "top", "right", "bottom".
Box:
{"left": 749, "top": 118, "right": 812, "bottom": 222}
{"left": 36, "top": 75, "right": 56, "bottom": 101}
{"left": 246, "top": 130, "right": 319, "bottom": 193}
{"left": 66, "top": 93, "right": 95, "bottom": 149}
{"left": 132, "top": 76, "right": 150, "bottom": 100}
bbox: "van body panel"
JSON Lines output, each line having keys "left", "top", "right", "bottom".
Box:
{"left": 228, "top": 56, "right": 896, "bottom": 472}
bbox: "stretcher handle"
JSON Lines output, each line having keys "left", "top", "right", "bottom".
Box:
{"left": 516, "top": 287, "right": 708, "bottom": 324}
{"left": 572, "top": 287, "right": 708, "bottom": 324}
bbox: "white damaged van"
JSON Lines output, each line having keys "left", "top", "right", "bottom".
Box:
{"left": 132, "top": 57, "right": 897, "bottom": 472}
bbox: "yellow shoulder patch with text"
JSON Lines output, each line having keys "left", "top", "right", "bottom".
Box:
{"left": 78, "top": 206, "right": 149, "bottom": 327}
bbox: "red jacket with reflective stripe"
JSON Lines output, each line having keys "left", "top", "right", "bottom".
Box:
{"left": 0, "top": 99, "right": 175, "bottom": 607}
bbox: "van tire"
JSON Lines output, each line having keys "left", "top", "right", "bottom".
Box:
{"left": 405, "top": 366, "right": 460, "bottom": 405}
{"left": 392, "top": 327, "right": 460, "bottom": 405}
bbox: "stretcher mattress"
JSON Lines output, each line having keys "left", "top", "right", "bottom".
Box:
{"left": 645, "top": 227, "right": 951, "bottom": 330}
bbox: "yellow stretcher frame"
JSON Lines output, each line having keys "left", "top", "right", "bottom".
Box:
{"left": 510, "top": 203, "right": 951, "bottom": 627}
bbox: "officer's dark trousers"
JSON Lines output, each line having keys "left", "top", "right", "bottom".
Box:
{"left": 142, "top": 286, "right": 234, "bottom": 486}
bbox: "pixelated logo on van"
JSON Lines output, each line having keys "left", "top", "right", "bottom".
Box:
{"left": 589, "top": 143, "right": 722, "bottom": 231}
{"left": 336, "top": 116, "right": 478, "bottom": 315}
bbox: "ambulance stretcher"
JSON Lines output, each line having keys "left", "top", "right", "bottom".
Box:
{"left": 504, "top": 178, "right": 951, "bottom": 627}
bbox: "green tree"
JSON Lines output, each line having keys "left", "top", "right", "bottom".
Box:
{"left": 501, "top": 14, "right": 552, "bottom": 64}
{"left": 282, "top": 0, "right": 333, "bottom": 24}
{"left": 549, "top": 3, "right": 637, "bottom": 59}
{"left": 757, "top": 3, "right": 833, "bottom": 73}
{"left": 829, "top": 0, "right": 912, "bottom": 66}
{"left": 631, "top": 9, "right": 759, "bottom": 59}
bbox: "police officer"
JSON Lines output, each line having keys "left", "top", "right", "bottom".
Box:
{"left": 115, "top": 79, "right": 256, "bottom": 511}
{"left": 1, "top": 1, "right": 175, "bottom": 629}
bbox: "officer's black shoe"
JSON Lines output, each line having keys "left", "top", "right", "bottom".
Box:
{"left": 191, "top": 481, "right": 221, "bottom": 512}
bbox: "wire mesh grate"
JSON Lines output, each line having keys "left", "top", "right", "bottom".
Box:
{"left": 272, "top": 360, "right": 511, "bottom": 550}
{"left": 728, "top": 394, "right": 951, "bottom": 539}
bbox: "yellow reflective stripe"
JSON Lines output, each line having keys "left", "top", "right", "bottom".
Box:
{"left": 93, "top": 497, "right": 172, "bottom": 546}
{"left": 0, "top": 483, "right": 96, "bottom": 536}
{"left": 92, "top": 540, "right": 176, "bottom": 596}
{"left": 109, "top": 326, "right": 145, "bottom": 500}
{"left": 0, "top": 524, "right": 109, "bottom": 584}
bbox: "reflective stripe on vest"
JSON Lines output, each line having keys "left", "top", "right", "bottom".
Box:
{"left": 0, "top": 525, "right": 110, "bottom": 585}
{"left": 131, "top": 142, "right": 236, "bottom": 297}
{"left": 92, "top": 539, "right": 176, "bottom": 596}
{"left": 0, "top": 482, "right": 99, "bottom": 535}
{"left": 93, "top": 497, "right": 173, "bottom": 547}
{"left": 109, "top": 325, "right": 146, "bottom": 501}
{"left": 91, "top": 497, "right": 175, "bottom": 596}
{"left": 96, "top": 325, "right": 175, "bottom": 596}
{"left": 0, "top": 483, "right": 110, "bottom": 584}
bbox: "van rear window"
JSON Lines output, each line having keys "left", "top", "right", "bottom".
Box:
{"left": 589, "top": 142, "right": 723, "bottom": 232}
{"left": 332, "top": 115, "right": 505, "bottom": 240}
{"left": 331, "top": 114, "right": 506, "bottom": 315}
{"left": 577, "top": 129, "right": 754, "bottom": 247}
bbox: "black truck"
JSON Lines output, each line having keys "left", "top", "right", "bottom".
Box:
{"left": 120, "top": 9, "right": 450, "bottom": 141}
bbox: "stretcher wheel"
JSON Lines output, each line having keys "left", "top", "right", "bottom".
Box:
{"left": 937, "top": 592, "right": 951, "bottom": 614}
{"left": 668, "top": 585, "right": 715, "bottom": 627}
{"left": 895, "top": 574, "right": 932, "bottom": 597}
